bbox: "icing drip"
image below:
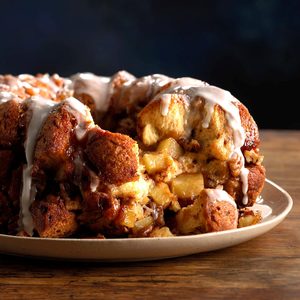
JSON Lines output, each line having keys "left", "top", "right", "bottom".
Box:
{"left": 71, "top": 73, "right": 111, "bottom": 112}
{"left": 205, "top": 189, "right": 237, "bottom": 208}
{"left": 172, "top": 77, "right": 208, "bottom": 88}
{"left": 89, "top": 170, "right": 100, "bottom": 192}
{"left": 64, "top": 97, "right": 95, "bottom": 140}
{"left": 120, "top": 74, "right": 172, "bottom": 109}
{"left": 159, "top": 80, "right": 249, "bottom": 205}
{"left": 205, "top": 189, "right": 238, "bottom": 221}
{"left": 196, "top": 86, "right": 249, "bottom": 205}
{"left": 146, "top": 74, "right": 172, "bottom": 96}
{"left": 21, "top": 97, "right": 57, "bottom": 235}
{"left": 240, "top": 167, "right": 250, "bottom": 205}
{"left": 160, "top": 94, "right": 172, "bottom": 116}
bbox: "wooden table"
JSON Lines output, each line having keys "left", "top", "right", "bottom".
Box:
{"left": 0, "top": 130, "right": 299, "bottom": 300}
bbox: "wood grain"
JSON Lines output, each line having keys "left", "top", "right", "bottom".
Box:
{"left": 0, "top": 130, "right": 299, "bottom": 300}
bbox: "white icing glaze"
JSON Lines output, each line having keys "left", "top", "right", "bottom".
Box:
{"left": 64, "top": 97, "right": 95, "bottom": 140}
{"left": 18, "top": 74, "right": 34, "bottom": 81}
{"left": 205, "top": 189, "right": 237, "bottom": 208}
{"left": 191, "top": 85, "right": 249, "bottom": 204}
{"left": 0, "top": 91, "right": 15, "bottom": 103}
{"left": 63, "top": 78, "right": 73, "bottom": 92}
{"left": 206, "top": 189, "right": 238, "bottom": 223}
{"left": 121, "top": 74, "right": 172, "bottom": 108}
{"left": 21, "top": 97, "right": 57, "bottom": 236}
{"left": 2, "top": 71, "right": 256, "bottom": 238}
{"left": 198, "top": 87, "right": 249, "bottom": 205}
{"left": 171, "top": 77, "right": 208, "bottom": 88}
{"left": 147, "top": 74, "right": 172, "bottom": 95}
{"left": 240, "top": 164, "right": 250, "bottom": 205}
{"left": 255, "top": 195, "right": 263, "bottom": 204}
{"left": 71, "top": 73, "right": 111, "bottom": 112}
{"left": 160, "top": 94, "right": 172, "bottom": 116}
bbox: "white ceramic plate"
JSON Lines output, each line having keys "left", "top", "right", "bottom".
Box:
{"left": 0, "top": 179, "right": 293, "bottom": 262}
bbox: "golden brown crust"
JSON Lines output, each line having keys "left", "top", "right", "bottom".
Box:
{"left": 202, "top": 159, "right": 230, "bottom": 188}
{"left": 224, "top": 164, "right": 266, "bottom": 207}
{"left": 31, "top": 195, "right": 78, "bottom": 238}
{"left": 0, "top": 99, "right": 23, "bottom": 147}
{"left": 203, "top": 200, "right": 237, "bottom": 232}
{"left": 237, "top": 102, "right": 260, "bottom": 151}
{"left": 73, "top": 93, "right": 96, "bottom": 118}
{"left": 32, "top": 102, "right": 76, "bottom": 179}
{"left": 176, "top": 189, "right": 238, "bottom": 234}
{"left": 247, "top": 164, "right": 266, "bottom": 205}
{"left": 79, "top": 191, "right": 121, "bottom": 233}
{"left": 193, "top": 104, "right": 235, "bottom": 161}
{"left": 86, "top": 127, "right": 139, "bottom": 185}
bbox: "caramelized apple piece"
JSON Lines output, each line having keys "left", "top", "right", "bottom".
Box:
{"left": 150, "top": 182, "right": 176, "bottom": 208}
{"left": 157, "top": 138, "right": 183, "bottom": 159}
{"left": 132, "top": 216, "right": 154, "bottom": 236}
{"left": 171, "top": 173, "right": 204, "bottom": 198}
{"left": 150, "top": 226, "right": 174, "bottom": 237}
{"left": 142, "top": 153, "right": 174, "bottom": 174}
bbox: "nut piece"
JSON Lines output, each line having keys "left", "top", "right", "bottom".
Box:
{"left": 171, "top": 173, "right": 204, "bottom": 199}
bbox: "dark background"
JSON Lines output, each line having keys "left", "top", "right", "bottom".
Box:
{"left": 0, "top": 0, "right": 299, "bottom": 129}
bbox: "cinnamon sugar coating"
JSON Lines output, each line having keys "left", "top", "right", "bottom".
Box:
{"left": 0, "top": 71, "right": 266, "bottom": 238}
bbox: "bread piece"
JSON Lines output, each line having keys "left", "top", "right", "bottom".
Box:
{"left": 137, "top": 94, "right": 186, "bottom": 146}
{"left": 86, "top": 127, "right": 139, "bottom": 185}
{"left": 176, "top": 189, "right": 238, "bottom": 234}
{"left": 0, "top": 71, "right": 266, "bottom": 239}
{"left": 31, "top": 195, "right": 78, "bottom": 238}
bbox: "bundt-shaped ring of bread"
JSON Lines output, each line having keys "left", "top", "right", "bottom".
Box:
{"left": 0, "top": 71, "right": 265, "bottom": 238}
